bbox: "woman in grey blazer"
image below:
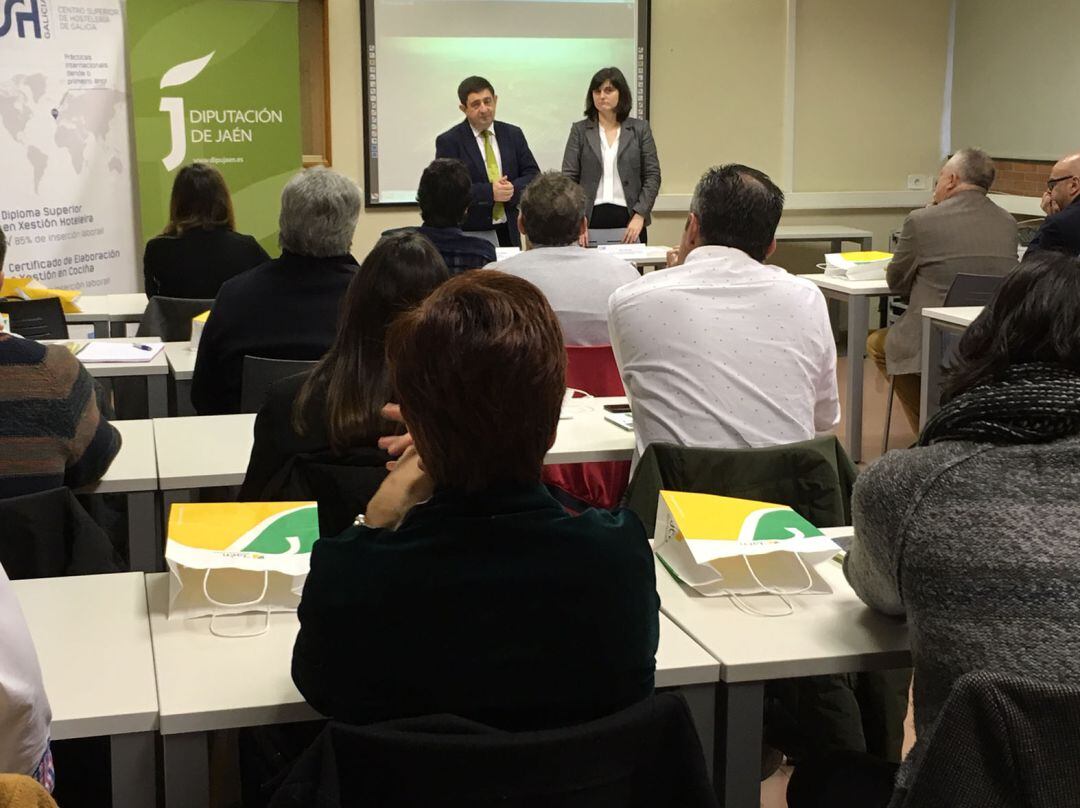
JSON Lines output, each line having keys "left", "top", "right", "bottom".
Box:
{"left": 561, "top": 67, "right": 661, "bottom": 244}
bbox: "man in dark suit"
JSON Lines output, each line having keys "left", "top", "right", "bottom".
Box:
{"left": 1029, "top": 151, "right": 1080, "bottom": 256}
{"left": 434, "top": 76, "right": 540, "bottom": 247}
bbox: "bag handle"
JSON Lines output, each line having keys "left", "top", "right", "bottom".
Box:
{"left": 202, "top": 568, "right": 271, "bottom": 638}
{"left": 724, "top": 553, "right": 815, "bottom": 618}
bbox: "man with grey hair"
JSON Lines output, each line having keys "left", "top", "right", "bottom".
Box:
{"left": 486, "top": 171, "right": 638, "bottom": 345}
{"left": 867, "top": 148, "right": 1017, "bottom": 429}
{"left": 192, "top": 167, "right": 361, "bottom": 414}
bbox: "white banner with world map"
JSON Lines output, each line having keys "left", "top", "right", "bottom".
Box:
{"left": 0, "top": 0, "right": 138, "bottom": 292}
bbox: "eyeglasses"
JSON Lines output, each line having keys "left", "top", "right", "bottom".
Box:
{"left": 1047, "top": 175, "right": 1076, "bottom": 190}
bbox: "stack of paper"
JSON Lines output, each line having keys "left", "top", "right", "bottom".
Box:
{"left": 823, "top": 251, "right": 893, "bottom": 281}
{"left": 76, "top": 341, "right": 164, "bottom": 363}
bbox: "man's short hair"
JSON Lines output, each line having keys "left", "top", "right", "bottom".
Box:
{"left": 278, "top": 167, "right": 361, "bottom": 258}
{"left": 388, "top": 271, "right": 566, "bottom": 493}
{"left": 457, "top": 76, "right": 495, "bottom": 105}
{"left": 0, "top": 226, "right": 6, "bottom": 268}
{"left": 689, "top": 164, "right": 785, "bottom": 262}
{"left": 417, "top": 159, "right": 473, "bottom": 228}
{"left": 519, "top": 172, "right": 586, "bottom": 247}
{"left": 951, "top": 148, "right": 996, "bottom": 191}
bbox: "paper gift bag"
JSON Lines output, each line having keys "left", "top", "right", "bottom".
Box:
{"left": 0, "top": 277, "right": 83, "bottom": 313}
{"left": 654, "top": 491, "right": 840, "bottom": 603}
{"left": 165, "top": 501, "right": 319, "bottom": 635}
{"left": 189, "top": 310, "right": 210, "bottom": 351}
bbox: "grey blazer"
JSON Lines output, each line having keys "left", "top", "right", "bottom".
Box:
{"left": 884, "top": 190, "right": 1018, "bottom": 375}
{"left": 561, "top": 117, "right": 661, "bottom": 225}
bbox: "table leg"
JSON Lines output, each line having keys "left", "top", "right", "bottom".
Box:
{"left": 669, "top": 682, "right": 716, "bottom": 783}
{"left": 920, "top": 317, "right": 943, "bottom": 429}
{"left": 829, "top": 239, "right": 841, "bottom": 254}
{"left": 126, "top": 492, "right": 162, "bottom": 572}
{"left": 717, "top": 681, "right": 764, "bottom": 808}
{"left": 110, "top": 731, "right": 156, "bottom": 808}
{"left": 91, "top": 318, "right": 110, "bottom": 339}
{"left": 845, "top": 295, "right": 869, "bottom": 463}
{"left": 860, "top": 235, "right": 873, "bottom": 251}
{"left": 147, "top": 376, "right": 168, "bottom": 419}
{"left": 110, "top": 321, "right": 126, "bottom": 338}
{"left": 164, "top": 731, "right": 210, "bottom": 808}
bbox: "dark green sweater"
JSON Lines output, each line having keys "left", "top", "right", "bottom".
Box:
{"left": 292, "top": 484, "right": 659, "bottom": 730}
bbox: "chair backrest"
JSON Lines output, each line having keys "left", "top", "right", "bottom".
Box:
{"left": 136, "top": 296, "right": 213, "bottom": 342}
{"left": 587, "top": 228, "right": 627, "bottom": 247}
{"left": 944, "top": 273, "right": 1005, "bottom": 307}
{"left": 0, "top": 487, "right": 120, "bottom": 579}
{"left": 240, "top": 356, "right": 318, "bottom": 414}
{"left": 565, "top": 344, "right": 625, "bottom": 397}
{"left": 0, "top": 297, "right": 68, "bottom": 340}
{"left": 270, "top": 693, "right": 718, "bottom": 808}
{"left": 898, "top": 671, "right": 1080, "bottom": 808}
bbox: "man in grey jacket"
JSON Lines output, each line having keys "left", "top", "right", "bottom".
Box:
{"left": 867, "top": 148, "right": 1017, "bottom": 428}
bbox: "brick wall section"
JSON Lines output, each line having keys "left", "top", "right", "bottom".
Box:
{"left": 991, "top": 158, "right": 1054, "bottom": 197}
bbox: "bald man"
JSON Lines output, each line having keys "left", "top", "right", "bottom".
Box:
{"left": 1030, "top": 152, "right": 1080, "bottom": 256}
{"left": 867, "top": 148, "right": 1017, "bottom": 429}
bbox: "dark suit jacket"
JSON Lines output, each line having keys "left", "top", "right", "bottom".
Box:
{"left": 434, "top": 120, "right": 540, "bottom": 247}
{"left": 292, "top": 484, "right": 659, "bottom": 731}
{"left": 190, "top": 251, "right": 357, "bottom": 415}
{"left": 562, "top": 117, "right": 661, "bottom": 225}
{"left": 1028, "top": 195, "right": 1080, "bottom": 256}
{"left": 143, "top": 228, "right": 270, "bottom": 299}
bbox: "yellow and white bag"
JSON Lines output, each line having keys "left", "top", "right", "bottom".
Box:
{"left": 654, "top": 491, "right": 840, "bottom": 614}
{"left": 165, "top": 502, "right": 320, "bottom": 636}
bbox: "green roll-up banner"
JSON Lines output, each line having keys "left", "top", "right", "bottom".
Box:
{"left": 126, "top": 0, "right": 302, "bottom": 255}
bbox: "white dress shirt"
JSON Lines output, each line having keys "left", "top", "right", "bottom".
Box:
{"left": 470, "top": 122, "right": 506, "bottom": 225}
{"left": 0, "top": 563, "right": 51, "bottom": 778}
{"left": 607, "top": 245, "right": 840, "bottom": 455}
{"left": 486, "top": 245, "right": 640, "bottom": 345}
{"left": 595, "top": 127, "right": 627, "bottom": 207}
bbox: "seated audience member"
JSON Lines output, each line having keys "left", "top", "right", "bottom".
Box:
{"left": 607, "top": 164, "right": 839, "bottom": 454}
{"left": 239, "top": 232, "right": 449, "bottom": 530}
{"left": 413, "top": 158, "right": 497, "bottom": 273}
{"left": 292, "top": 272, "right": 658, "bottom": 730}
{"left": 1028, "top": 151, "right": 1080, "bottom": 256}
{"left": 143, "top": 162, "right": 270, "bottom": 299}
{"left": 0, "top": 230, "right": 120, "bottom": 498}
{"left": 867, "top": 148, "right": 1018, "bottom": 429}
{"left": 191, "top": 167, "right": 361, "bottom": 415}
{"left": 486, "top": 171, "right": 639, "bottom": 345}
{"left": 789, "top": 251, "right": 1080, "bottom": 808}
{"left": 0, "top": 562, "right": 54, "bottom": 792}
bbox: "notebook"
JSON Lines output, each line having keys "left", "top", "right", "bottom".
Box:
{"left": 76, "top": 341, "right": 164, "bottom": 363}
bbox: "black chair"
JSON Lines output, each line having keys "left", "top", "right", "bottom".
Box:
{"left": 0, "top": 296, "right": 69, "bottom": 340}
{"left": 896, "top": 671, "right": 1080, "bottom": 808}
{"left": 269, "top": 693, "right": 718, "bottom": 808}
{"left": 0, "top": 487, "right": 122, "bottom": 579}
{"left": 240, "top": 356, "right": 318, "bottom": 414}
{"left": 136, "top": 295, "right": 213, "bottom": 342}
{"left": 882, "top": 272, "right": 1006, "bottom": 452}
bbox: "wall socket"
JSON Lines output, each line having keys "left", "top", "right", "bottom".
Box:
{"left": 907, "top": 174, "right": 931, "bottom": 190}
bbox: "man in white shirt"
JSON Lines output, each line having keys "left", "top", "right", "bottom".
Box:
{"left": 608, "top": 163, "right": 840, "bottom": 454}
{"left": 486, "top": 172, "right": 640, "bottom": 345}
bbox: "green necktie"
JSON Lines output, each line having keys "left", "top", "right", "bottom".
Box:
{"left": 481, "top": 129, "right": 505, "bottom": 222}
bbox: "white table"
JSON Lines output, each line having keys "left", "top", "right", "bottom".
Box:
{"left": 64, "top": 294, "right": 112, "bottom": 338}
{"left": 919, "top": 306, "right": 982, "bottom": 428}
{"left": 65, "top": 293, "right": 148, "bottom": 338}
{"left": 803, "top": 275, "right": 892, "bottom": 463}
{"left": 774, "top": 225, "right": 873, "bottom": 253}
{"left": 146, "top": 572, "right": 719, "bottom": 808}
{"left": 494, "top": 245, "right": 671, "bottom": 271}
{"left": 75, "top": 419, "right": 161, "bottom": 572}
{"left": 47, "top": 337, "right": 170, "bottom": 418}
{"left": 655, "top": 527, "right": 910, "bottom": 808}
{"left": 162, "top": 341, "right": 197, "bottom": 415}
{"left": 14, "top": 572, "right": 159, "bottom": 808}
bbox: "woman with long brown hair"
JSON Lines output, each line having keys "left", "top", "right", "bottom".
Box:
{"left": 143, "top": 162, "right": 269, "bottom": 298}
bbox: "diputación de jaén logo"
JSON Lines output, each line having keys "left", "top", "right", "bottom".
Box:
{"left": 0, "top": 0, "right": 48, "bottom": 39}
{"left": 159, "top": 52, "right": 214, "bottom": 172}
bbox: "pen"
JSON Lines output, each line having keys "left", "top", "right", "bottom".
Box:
{"left": 134, "top": 343, "right": 153, "bottom": 351}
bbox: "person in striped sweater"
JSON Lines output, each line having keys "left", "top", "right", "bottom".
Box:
{"left": 0, "top": 227, "right": 121, "bottom": 498}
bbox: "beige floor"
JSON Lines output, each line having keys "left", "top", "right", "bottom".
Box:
{"left": 760, "top": 355, "right": 917, "bottom": 806}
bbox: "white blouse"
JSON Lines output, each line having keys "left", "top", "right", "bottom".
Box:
{"left": 595, "top": 126, "right": 627, "bottom": 208}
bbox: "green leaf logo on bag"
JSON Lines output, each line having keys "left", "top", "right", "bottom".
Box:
{"left": 739, "top": 508, "right": 825, "bottom": 544}
{"left": 239, "top": 506, "right": 320, "bottom": 555}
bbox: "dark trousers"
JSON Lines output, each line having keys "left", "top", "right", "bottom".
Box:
{"left": 494, "top": 222, "right": 514, "bottom": 247}
{"left": 590, "top": 203, "right": 647, "bottom": 243}
{"left": 787, "top": 750, "right": 900, "bottom": 808}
